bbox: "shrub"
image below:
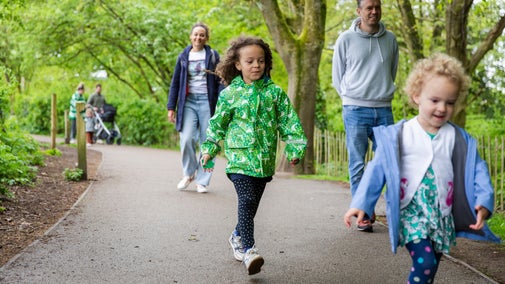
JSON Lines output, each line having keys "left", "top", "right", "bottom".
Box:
{"left": 62, "top": 168, "right": 84, "bottom": 181}
{"left": 44, "top": 148, "right": 62, "bottom": 156}
{"left": 116, "top": 99, "right": 176, "bottom": 147}
{"left": 0, "top": 121, "right": 44, "bottom": 204}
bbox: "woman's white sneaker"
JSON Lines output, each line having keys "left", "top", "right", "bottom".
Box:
{"left": 196, "top": 184, "right": 208, "bottom": 193}
{"left": 177, "top": 176, "right": 193, "bottom": 190}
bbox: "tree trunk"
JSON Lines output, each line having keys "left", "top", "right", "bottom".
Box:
{"left": 396, "top": 0, "right": 424, "bottom": 62}
{"left": 446, "top": 0, "right": 472, "bottom": 127}
{"left": 256, "top": 0, "right": 326, "bottom": 175}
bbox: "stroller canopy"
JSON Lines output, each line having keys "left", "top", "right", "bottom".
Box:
{"left": 100, "top": 103, "right": 116, "bottom": 122}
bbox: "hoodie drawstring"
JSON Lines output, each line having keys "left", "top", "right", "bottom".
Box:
{"left": 376, "top": 38, "right": 384, "bottom": 63}
{"left": 369, "top": 37, "right": 384, "bottom": 63}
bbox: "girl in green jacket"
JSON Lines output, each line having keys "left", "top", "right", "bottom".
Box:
{"left": 201, "top": 36, "right": 307, "bottom": 275}
{"left": 69, "top": 82, "right": 86, "bottom": 143}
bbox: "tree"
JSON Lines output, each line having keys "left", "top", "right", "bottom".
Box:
{"left": 395, "top": 0, "right": 505, "bottom": 127}
{"left": 26, "top": 0, "right": 197, "bottom": 102}
{"left": 254, "top": 0, "right": 327, "bottom": 174}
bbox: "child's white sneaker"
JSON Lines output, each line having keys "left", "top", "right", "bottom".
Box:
{"left": 243, "top": 246, "right": 264, "bottom": 275}
{"left": 228, "top": 232, "right": 244, "bottom": 261}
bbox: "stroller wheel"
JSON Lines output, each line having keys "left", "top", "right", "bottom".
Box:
{"left": 106, "top": 136, "right": 114, "bottom": 145}
{"left": 116, "top": 138, "right": 122, "bottom": 145}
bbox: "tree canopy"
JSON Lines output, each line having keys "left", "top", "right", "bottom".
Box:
{"left": 1, "top": 0, "right": 504, "bottom": 148}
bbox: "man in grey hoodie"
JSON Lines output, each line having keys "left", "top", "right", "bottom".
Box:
{"left": 332, "top": 0, "right": 399, "bottom": 232}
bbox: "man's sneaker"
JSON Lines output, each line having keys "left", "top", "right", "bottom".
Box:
{"left": 229, "top": 232, "right": 245, "bottom": 261}
{"left": 177, "top": 176, "right": 193, "bottom": 190}
{"left": 370, "top": 212, "right": 376, "bottom": 224}
{"left": 196, "top": 184, "right": 208, "bottom": 193}
{"left": 243, "top": 247, "right": 264, "bottom": 275}
{"left": 357, "top": 220, "right": 373, "bottom": 232}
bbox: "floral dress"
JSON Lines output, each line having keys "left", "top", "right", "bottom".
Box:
{"left": 399, "top": 165, "right": 456, "bottom": 253}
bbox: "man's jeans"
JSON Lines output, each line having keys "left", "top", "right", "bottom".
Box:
{"left": 179, "top": 93, "right": 212, "bottom": 186}
{"left": 343, "top": 105, "right": 394, "bottom": 197}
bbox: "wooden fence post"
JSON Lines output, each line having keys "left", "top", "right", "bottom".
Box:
{"left": 76, "top": 102, "right": 87, "bottom": 180}
{"left": 64, "top": 110, "right": 70, "bottom": 144}
{"left": 50, "top": 93, "right": 57, "bottom": 149}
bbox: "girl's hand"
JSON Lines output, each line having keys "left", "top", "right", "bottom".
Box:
{"left": 469, "top": 205, "right": 491, "bottom": 230}
{"left": 344, "top": 208, "right": 366, "bottom": 228}
{"left": 289, "top": 158, "right": 300, "bottom": 167}
{"left": 167, "top": 110, "right": 176, "bottom": 123}
{"left": 201, "top": 154, "right": 214, "bottom": 172}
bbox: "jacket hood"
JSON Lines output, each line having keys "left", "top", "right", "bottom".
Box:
{"left": 350, "top": 17, "right": 387, "bottom": 38}
{"left": 350, "top": 17, "right": 387, "bottom": 62}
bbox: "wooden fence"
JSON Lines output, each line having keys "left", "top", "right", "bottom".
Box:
{"left": 313, "top": 129, "right": 505, "bottom": 212}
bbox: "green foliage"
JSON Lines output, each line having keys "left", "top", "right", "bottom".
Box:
{"left": 17, "top": 93, "right": 52, "bottom": 134}
{"left": 0, "top": 119, "right": 43, "bottom": 198}
{"left": 43, "top": 148, "right": 62, "bottom": 156}
{"left": 488, "top": 211, "right": 505, "bottom": 240}
{"left": 465, "top": 115, "right": 505, "bottom": 137}
{"left": 1, "top": 64, "right": 43, "bottom": 205}
{"left": 117, "top": 98, "right": 176, "bottom": 147}
{"left": 4, "top": 0, "right": 505, "bottom": 145}
{"left": 0, "top": 66, "right": 15, "bottom": 127}
{"left": 62, "top": 168, "right": 84, "bottom": 181}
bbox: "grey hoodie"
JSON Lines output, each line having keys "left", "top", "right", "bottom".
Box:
{"left": 332, "top": 18, "right": 399, "bottom": 107}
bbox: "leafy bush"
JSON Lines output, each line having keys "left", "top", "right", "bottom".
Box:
{"left": 62, "top": 168, "right": 84, "bottom": 181}
{"left": 0, "top": 119, "right": 44, "bottom": 201}
{"left": 116, "top": 98, "right": 176, "bottom": 147}
{"left": 43, "top": 148, "right": 62, "bottom": 156}
{"left": 16, "top": 94, "right": 52, "bottom": 134}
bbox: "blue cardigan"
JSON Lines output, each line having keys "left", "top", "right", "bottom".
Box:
{"left": 167, "top": 45, "right": 222, "bottom": 132}
{"left": 350, "top": 119, "right": 501, "bottom": 253}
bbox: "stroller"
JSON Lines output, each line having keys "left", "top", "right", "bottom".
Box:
{"left": 92, "top": 103, "right": 122, "bottom": 145}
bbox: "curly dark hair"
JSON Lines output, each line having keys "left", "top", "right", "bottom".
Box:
{"left": 215, "top": 36, "right": 273, "bottom": 86}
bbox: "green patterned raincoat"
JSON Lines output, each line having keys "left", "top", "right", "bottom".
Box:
{"left": 201, "top": 76, "right": 307, "bottom": 178}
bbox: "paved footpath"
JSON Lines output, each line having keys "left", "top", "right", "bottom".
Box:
{"left": 0, "top": 142, "right": 497, "bottom": 283}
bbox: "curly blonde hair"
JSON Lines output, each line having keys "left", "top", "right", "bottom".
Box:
{"left": 215, "top": 36, "right": 273, "bottom": 86}
{"left": 404, "top": 53, "right": 470, "bottom": 107}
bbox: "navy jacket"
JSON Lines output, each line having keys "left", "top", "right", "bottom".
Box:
{"left": 167, "top": 44, "right": 222, "bottom": 132}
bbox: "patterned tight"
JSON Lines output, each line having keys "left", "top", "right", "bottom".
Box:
{"left": 232, "top": 177, "right": 267, "bottom": 250}
{"left": 405, "top": 238, "right": 443, "bottom": 284}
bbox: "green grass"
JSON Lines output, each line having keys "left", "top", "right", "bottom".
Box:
{"left": 489, "top": 211, "right": 505, "bottom": 241}
{"left": 296, "top": 174, "right": 347, "bottom": 182}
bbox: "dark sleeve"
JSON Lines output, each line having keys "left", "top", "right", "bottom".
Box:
{"left": 167, "top": 55, "right": 182, "bottom": 110}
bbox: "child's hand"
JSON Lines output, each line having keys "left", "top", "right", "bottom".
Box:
{"left": 469, "top": 205, "right": 491, "bottom": 230}
{"left": 343, "top": 208, "right": 365, "bottom": 228}
{"left": 201, "top": 154, "right": 214, "bottom": 172}
{"left": 289, "top": 158, "right": 300, "bottom": 167}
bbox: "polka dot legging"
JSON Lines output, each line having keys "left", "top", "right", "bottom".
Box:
{"left": 232, "top": 177, "right": 267, "bottom": 250}
{"left": 405, "top": 238, "right": 443, "bottom": 284}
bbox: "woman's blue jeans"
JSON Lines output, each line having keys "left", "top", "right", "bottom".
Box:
{"left": 179, "top": 93, "right": 212, "bottom": 186}
{"left": 343, "top": 105, "right": 394, "bottom": 197}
